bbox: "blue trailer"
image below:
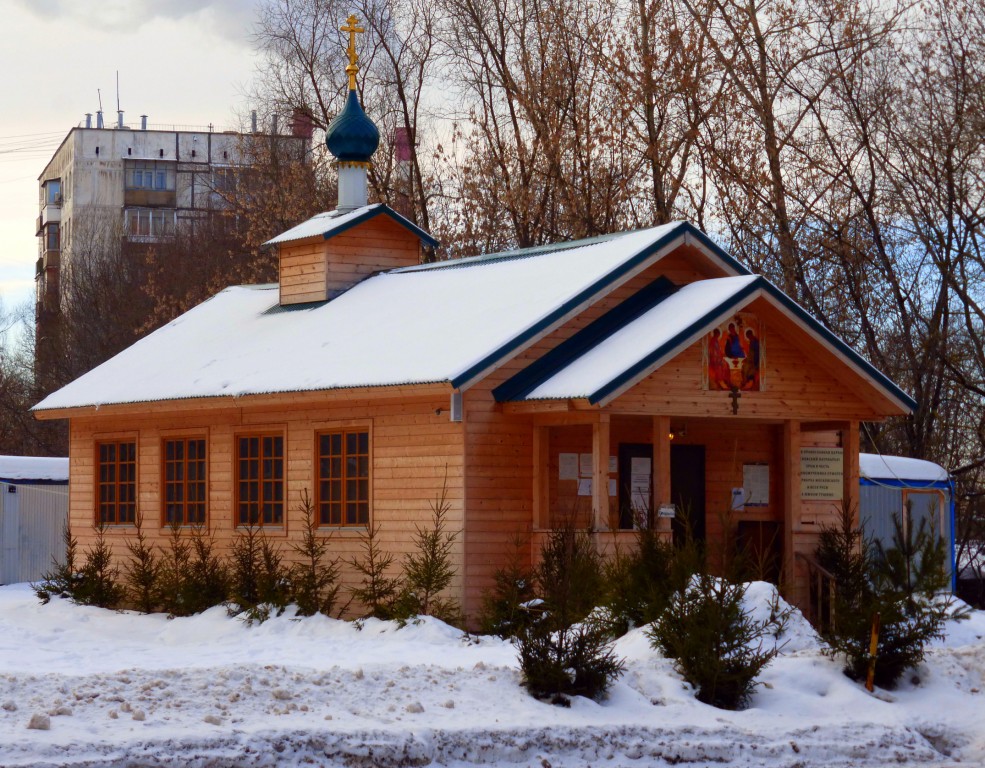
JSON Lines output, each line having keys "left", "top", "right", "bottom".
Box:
{"left": 859, "top": 453, "right": 955, "bottom": 589}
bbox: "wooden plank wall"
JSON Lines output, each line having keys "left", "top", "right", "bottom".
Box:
{"left": 279, "top": 216, "right": 422, "bottom": 305}
{"left": 609, "top": 297, "right": 886, "bottom": 421}
{"left": 458, "top": 249, "right": 717, "bottom": 618}
{"left": 67, "top": 392, "right": 464, "bottom": 615}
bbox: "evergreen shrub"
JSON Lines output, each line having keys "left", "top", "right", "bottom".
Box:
{"left": 817, "top": 504, "right": 962, "bottom": 688}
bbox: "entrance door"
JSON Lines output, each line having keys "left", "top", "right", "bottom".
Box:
{"left": 617, "top": 443, "right": 652, "bottom": 529}
{"left": 671, "top": 444, "right": 706, "bottom": 545}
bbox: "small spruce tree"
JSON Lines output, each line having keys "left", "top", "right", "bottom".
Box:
{"left": 289, "top": 489, "right": 341, "bottom": 617}
{"left": 395, "top": 479, "right": 460, "bottom": 624}
{"left": 186, "top": 523, "right": 229, "bottom": 612}
{"left": 74, "top": 523, "right": 125, "bottom": 609}
{"left": 817, "top": 503, "right": 962, "bottom": 688}
{"left": 34, "top": 525, "right": 80, "bottom": 604}
{"left": 349, "top": 521, "right": 402, "bottom": 620}
{"left": 158, "top": 520, "right": 192, "bottom": 615}
{"left": 123, "top": 513, "right": 162, "bottom": 613}
{"left": 478, "top": 534, "right": 536, "bottom": 637}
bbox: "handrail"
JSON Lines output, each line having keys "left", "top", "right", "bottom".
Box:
{"left": 796, "top": 550, "right": 837, "bottom": 632}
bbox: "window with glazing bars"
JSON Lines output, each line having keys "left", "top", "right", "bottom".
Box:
{"left": 317, "top": 430, "right": 369, "bottom": 526}
{"left": 236, "top": 435, "right": 284, "bottom": 526}
{"left": 163, "top": 437, "right": 206, "bottom": 525}
{"left": 97, "top": 440, "right": 136, "bottom": 525}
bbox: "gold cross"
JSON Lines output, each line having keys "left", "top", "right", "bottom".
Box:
{"left": 340, "top": 14, "right": 364, "bottom": 91}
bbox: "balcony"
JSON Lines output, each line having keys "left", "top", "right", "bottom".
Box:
{"left": 124, "top": 189, "right": 176, "bottom": 208}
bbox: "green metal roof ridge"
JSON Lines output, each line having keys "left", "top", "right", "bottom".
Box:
{"left": 395, "top": 231, "right": 626, "bottom": 273}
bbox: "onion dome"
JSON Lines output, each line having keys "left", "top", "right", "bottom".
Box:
{"left": 325, "top": 90, "right": 379, "bottom": 163}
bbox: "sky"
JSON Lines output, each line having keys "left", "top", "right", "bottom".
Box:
{"left": 0, "top": 0, "right": 262, "bottom": 320}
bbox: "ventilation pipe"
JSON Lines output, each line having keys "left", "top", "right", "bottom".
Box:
{"left": 85, "top": 113, "right": 92, "bottom": 129}
{"left": 117, "top": 110, "right": 124, "bottom": 129}
{"left": 271, "top": 114, "right": 279, "bottom": 135}
{"left": 96, "top": 111, "right": 104, "bottom": 129}
{"left": 251, "top": 110, "right": 258, "bottom": 134}
{"left": 140, "top": 115, "right": 147, "bottom": 130}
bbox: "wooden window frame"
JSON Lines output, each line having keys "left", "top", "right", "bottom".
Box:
{"left": 96, "top": 439, "right": 137, "bottom": 526}
{"left": 315, "top": 428, "right": 371, "bottom": 527}
{"left": 161, "top": 435, "right": 208, "bottom": 527}
{"left": 901, "top": 489, "right": 946, "bottom": 537}
{"left": 235, "top": 431, "right": 285, "bottom": 528}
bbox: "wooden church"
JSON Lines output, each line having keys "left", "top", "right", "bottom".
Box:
{"left": 34, "top": 21, "right": 914, "bottom": 620}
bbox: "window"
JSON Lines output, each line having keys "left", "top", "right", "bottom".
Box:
{"left": 163, "top": 437, "right": 207, "bottom": 526}
{"left": 97, "top": 441, "right": 136, "bottom": 525}
{"left": 125, "top": 161, "right": 174, "bottom": 191}
{"left": 45, "top": 223, "right": 60, "bottom": 251}
{"left": 43, "top": 179, "right": 61, "bottom": 206}
{"left": 236, "top": 434, "right": 284, "bottom": 526}
{"left": 316, "top": 430, "right": 369, "bottom": 526}
{"left": 125, "top": 208, "right": 174, "bottom": 238}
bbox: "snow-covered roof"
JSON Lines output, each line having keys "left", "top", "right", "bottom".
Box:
{"left": 860, "top": 453, "right": 949, "bottom": 483}
{"left": 0, "top": 456, "right": 69, "bottom": 481}
{"left": 522, "top": 276, "right": 758, "bottom": 401}
{"left": 36, "top": 223, "right": 708, "bottom": 411}
{"left": 263, "top": 204, "right": 438, "bottom": 247}
{"left": 494, "top": 273, "right": 916, "bottom": 411}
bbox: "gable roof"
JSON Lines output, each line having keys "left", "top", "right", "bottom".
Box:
{"left": 263, "top": 203, "right": 438, "bottom": 248}
{"left": 36, "top": 222, "right": 739, "bottom": 412}
{"left": 496, "top": 275, "right": 917, "bottom": 412}
{"left": 33, "top": 220, "right": 913, "bottom": 416}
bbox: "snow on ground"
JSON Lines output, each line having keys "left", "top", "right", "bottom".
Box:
{"left": 0, "top": 583, "right": 983, "bottom": 768}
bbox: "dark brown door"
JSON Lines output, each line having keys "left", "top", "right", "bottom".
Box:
{"left": 671, "top": 444, "right": 706, "bottom": 545}
{"left": 617, "top": 443, "right": 652, "bottom": 529}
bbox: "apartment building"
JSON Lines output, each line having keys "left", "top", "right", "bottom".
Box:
{"left": 35, "top": 110, "right": 311, "bottom": 319}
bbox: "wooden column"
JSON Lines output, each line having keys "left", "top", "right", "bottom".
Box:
{"left": 653, "top": 415, "right": 672, "bottom": 538}
{"left": 783, "top": 420, "right": 801, "bottom": 593}
{"left": 843, "top": 420, "right": 860, "bottom": 524}
{"left": 592, "top": 415, "right": 611, "bottom": 531}
{"left": 532, "top": 425, "right": 549, "bottom": 530}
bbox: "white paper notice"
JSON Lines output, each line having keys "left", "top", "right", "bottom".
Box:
{"left": 579, "top": 453, "right": 593, "bottom": 477}
{"left": 742, "top": 464, "right": 769, "bottom": 506}
{"left": 731, "top": 487, "right": 746, "bottom": 511}
{"left": 608, "top": 479, "right": 617, "bottom": 497}
{"left": 629, "top": 457, "right": 652, "bottom": 512}
{"left": 578, "top": 478, "right": 593, "bottom": 496}
{"left": 609, "top": 455, "right": 618, "bottom": 474}
{"left": 559, "top": 453, "right": 579, "bottom": 480}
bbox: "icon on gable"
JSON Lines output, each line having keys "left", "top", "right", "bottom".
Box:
{"left": 704, "top": 312, "right": 763, "bottom": 392}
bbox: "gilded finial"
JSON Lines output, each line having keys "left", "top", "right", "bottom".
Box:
{"left": 340, "top": 14, "right": 365, "bottom": 91}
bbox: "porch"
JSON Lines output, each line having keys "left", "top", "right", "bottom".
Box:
{"left": 522, "top": 411, "right": 860, "bottom": 610}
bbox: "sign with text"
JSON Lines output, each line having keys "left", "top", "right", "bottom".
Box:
{"left": 800, "top": 447, "right": 844, "bottom": 500}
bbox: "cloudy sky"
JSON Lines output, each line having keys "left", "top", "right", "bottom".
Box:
{"left": 0, "top": 0, "right": 262, "bottom": 316}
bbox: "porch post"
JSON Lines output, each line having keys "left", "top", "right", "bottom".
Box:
{"left": 592, "top": 415, "right": 610, "bottom": 530}
{"left": 532, "top": 425, "right": 549, "bottom": 530}
{"left": 783, "top": 420, "right": 801, "bottom": 595}
{"left": 843, "top": 420, "right": 860, "bottom": 524}
{"left": 653, "top": 416, "right": 672, "bottom": 538}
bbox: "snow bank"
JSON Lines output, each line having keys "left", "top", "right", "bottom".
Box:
{"left": 0, "top": 582, "right": 982, "bottom": 767}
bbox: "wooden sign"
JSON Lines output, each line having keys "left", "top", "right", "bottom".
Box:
{"left": 800, "top": 447, "right": 843, "bottom": 500}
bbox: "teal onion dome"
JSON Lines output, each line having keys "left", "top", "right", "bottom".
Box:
{"left": 325, "top": 90, "right": 380, "bottom": 163}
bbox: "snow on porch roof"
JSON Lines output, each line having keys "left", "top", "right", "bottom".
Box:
{"left": 35, "top": 222, "right": 721, "bottom": 411}
{"left": 504, "top": 275, "right": 917, "bottom": 411}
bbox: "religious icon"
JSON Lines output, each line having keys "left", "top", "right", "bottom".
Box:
{"left": 704, "top": 313, "right": 762, "bottom": 391}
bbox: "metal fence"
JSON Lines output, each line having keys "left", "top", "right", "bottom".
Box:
{"left": 0, "top": 482, "right": 68, "bottom": 585}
